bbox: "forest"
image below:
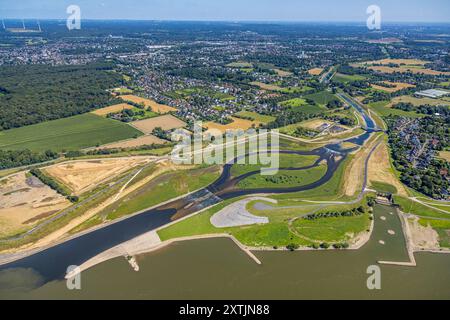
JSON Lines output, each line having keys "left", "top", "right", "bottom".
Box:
{"left": 0, "top": 62, "right": 123, "bottom": 130}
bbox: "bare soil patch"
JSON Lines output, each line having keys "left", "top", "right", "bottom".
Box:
{"left": 0, "top": 172, "right": 70, "bottom": 237}
{"left": 44, "top": 158, "right": 152, "bottom": 195}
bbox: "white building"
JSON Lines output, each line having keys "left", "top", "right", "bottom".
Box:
{"left": 414, "top": 89, "right": 449, "bottom": 99}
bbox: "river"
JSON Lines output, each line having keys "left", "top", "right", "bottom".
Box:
{"left": 1, "top": 205, "right": 449, "bottom": 299}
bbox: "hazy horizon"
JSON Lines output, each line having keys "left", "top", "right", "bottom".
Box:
{"left": 0, "top": 0, "right": 449, "bottom": 23}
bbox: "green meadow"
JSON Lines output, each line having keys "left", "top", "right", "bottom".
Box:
{"left": 0, "top": 113, "right": 143, "bottom": 152}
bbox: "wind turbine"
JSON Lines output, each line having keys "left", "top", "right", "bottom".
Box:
{"left": 37, "top": 20, "right": 41, "bottom": 32}
{"left": 22, "top": 19, "right": 25, "bottom": 30}
{"left": 1, "top": 19, "right": 5, "bottom": 30}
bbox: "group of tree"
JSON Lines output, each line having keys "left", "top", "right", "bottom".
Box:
{"left": 0, "top": 149, "right": 58, "bottom": 170}
{"left": 303, "top": 206, "right": 366, "bottom": 221}
{"left": 30, "top": 168, "right": 78, "bottom": 203}
{"left": 0, "top": 62, "right": 123, "bottom": 130}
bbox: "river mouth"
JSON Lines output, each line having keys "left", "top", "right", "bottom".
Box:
{"left": 1, "top": 205, "right": 449, "bottom": 300}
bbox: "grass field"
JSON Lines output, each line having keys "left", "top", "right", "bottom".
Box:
{"left": 333, "top": 73, "right": 367, "bottom": 83}
{"left": 280, "top": 98, "right": 323, "bottom": 114}
{"left": 394, "top": 196, "right": 450, "bottom": 219}
{"left": 237, "top": 165, "right": 328, "bottom": 189}
{"left": 367, "top": 101, "right": 424, "bottom": 118}
{"left": 292, "top": 213, "right": 370, "bottom": 243}
{"left": 304, "top": 91, "right": 340, "bottom": 106}
{"left": 388, "top": 95, "right": 449, "bottom": 108}
{"left": 235, "top": 111, "right": 276, "bottom": 124}
{"left": 158, "top": 195, "right": 370, "bottom": 248}
{"left": 370, "top": 181, "right": 398, "bottom": 194}
{"left": 231, "top": 153, "right": 320, "bottom": 177}
{"left": 99, "top": 166, "right": 221, "bottom": 221}
{"left": 0, "top": 113, "right": 143, "bottom": 152}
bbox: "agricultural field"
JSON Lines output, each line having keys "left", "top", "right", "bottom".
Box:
{"left": 354, "top": 59, "right": 450, "bottom": 75}
{"left": 304, "top": 91, "right": 340, "bottom": 106}
{"left": 91, "top": 103, "right": 135, "bottom": 116}
{"left": 333, "top": 73, "right": 367, "bottom": 83}
{"left": 250, "top": 82, "right": 311, "bottom": 93}
{"left": 273, "top": 68, "right": 293, "bottom": 77}
{"left": 204, "top": 117, "right": 260, "bottom": 133}
{"left": 44, "top": 158, "right": 151, "bottom": 195}
{"left": 370, "top": 81, "right": 416, "bottom": 93}
{"left": 235, "top": 111, "right": 276, "bottom": 124}
{"left": 0, "top": 113, "right": 143, "bottom": 153}
{"left": 96, "top": 135, "right": 167, "bottom": 150}
{"left": 367, "top": 142, "right": 408, "bottom": 196}
{"left": 120, "top": 95, "right": 177, "bottom": 113}
{"left": 131, "top": 115, "right": 186, "bottom": 134}
{"left": 367, "top": 101, "right": 425, "bottom": 118}
{"left": 0, "top": 172, "right": 71, "bottom": 238}
{"left": 438, "top": 151, "right": 450, "bottom": 162}
{"left": 387, "top": 95, "right": 450, "bottom": 108}
{"left": 280, "top": 98, "right": 323, "bottom": 114}
{"left": 226, "top": 61, "right": 253, "bottom": 68}
{"left": 308, "top": 68, "right": 324, "bottom": 76}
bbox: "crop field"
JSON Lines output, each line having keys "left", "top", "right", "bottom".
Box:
{"left": 368, "top": 101, "right": 425, "bottom": 118}
{"left": 333, "top": 73, "right": 367, "bottom": 83}
{"left": 273, "top": 69, "right": 293, "bottom": 77}
{"left": 250, "top": 81, "right": 285, "bottom": 91}
{"left": 120, "top": 95, "right": 177, "bottom": 113}
{"left": 308, "top": 68, "right": 324, "bottom": 76}
{"left": 97, "top": 135, "right": 167, "bottom": 150}
{"left": 438, "top": 151, "right": 450, "bottom": 162}
{"left": 235, "top": 111, "right": 276, "bottom": 124}
{"left": 226, "top": 61, "right": 253, "bottom": 68}
{"left": 388, "top": 95, "right": 450, "bottom": 107}
{"left": 204, "top": 117, "right": 260, "bottom": 133}
{"left": 91, "top": 103, "right": 135, "bottom": 116}
{"left": 305, "top": 91, "right": 340, "bottom": 106}
{"left": 0, "top": 113, "right": 143, "bottom": 152}
{"left": 131, "top": 115, "right": 186, "bottom": 134}
{"left": 354, "top": 59, "right": 450, "bottom": 75}
{"left": 370, "top": 81, "right": 416, "bottom": 93}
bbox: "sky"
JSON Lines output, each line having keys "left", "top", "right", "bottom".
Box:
{"left": 0, "top": 0, "right": 449, "bottom": 23}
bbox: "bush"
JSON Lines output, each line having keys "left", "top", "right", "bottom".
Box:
{"left": 286, "top": 243, "right": 299, "bottom": 251}
{"left": 320, "top": 243, "right": 330, "bottom": 249}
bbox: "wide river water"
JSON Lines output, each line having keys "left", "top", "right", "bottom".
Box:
{"left": 1, "top": 205, "right": 449, "bottom": 299}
